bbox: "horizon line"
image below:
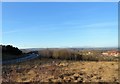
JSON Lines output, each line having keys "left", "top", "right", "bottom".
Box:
{"left": 20, "top": 46, "right": 118, "bottom": 49}
{"left": 1, "top": 44, "right": 118, "bottom": 49}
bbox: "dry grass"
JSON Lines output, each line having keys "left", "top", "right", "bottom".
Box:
{"left": 2, "top": 58, "right": 119, "bottom": 83}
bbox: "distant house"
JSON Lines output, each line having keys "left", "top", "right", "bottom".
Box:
{"left": 102, "top": 50, "right": 119, "bottom": 57}
{"left": 85, "top": 51, "right": 93, "bottom": 55}
{"left": 102, "top": 52, "right": 109, "bottom": 56}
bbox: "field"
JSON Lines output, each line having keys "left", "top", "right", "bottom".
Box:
{"left": 2, "top": 58, "right": 119, "bottom": 83}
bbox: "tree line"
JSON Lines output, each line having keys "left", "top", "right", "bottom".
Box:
{"left": 2, "top": 45, "right": 22, "bottom": 55}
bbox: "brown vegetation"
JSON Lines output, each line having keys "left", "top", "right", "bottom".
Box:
{"left": 2, "top": 58, "right": 119, "bottom": 83}
{"left": 38, "top": 49, "right": 119, "bottom": 61}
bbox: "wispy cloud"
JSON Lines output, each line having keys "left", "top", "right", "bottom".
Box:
{"left": 3, "top": 30, "right": 19, "bottom": 34}
{"left": 83, "top": 22, "right": 117, "bottom": 28}
{"left": 61, "top": 21, "right": 117, "bottom": 30}
{"left": 2, "top": 21, "right": 117, "bottom": 35}
{"left": 3, "top": 28, "right": 34, "bottom": 34}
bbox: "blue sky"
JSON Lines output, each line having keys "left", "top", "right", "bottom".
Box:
{"left": 2, "top": 2, "right": 118, "bottom": 48}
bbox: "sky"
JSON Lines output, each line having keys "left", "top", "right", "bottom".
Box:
{"left": 2, "top": 2, "right": 118, "bottom": 49}
{"left": 1, "top": 0, "right": 119, "bottom": 2}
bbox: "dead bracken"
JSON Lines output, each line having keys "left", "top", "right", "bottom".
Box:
{"left": 2, "top": 58, "right": 119, "bottom": 83}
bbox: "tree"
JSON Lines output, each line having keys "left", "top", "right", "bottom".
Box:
{"left": 2, "top": 45, "right": 22, "bottom": 55}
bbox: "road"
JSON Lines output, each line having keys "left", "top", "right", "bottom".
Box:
{"left": 2, "top": 53, "right": 40, "bottom": 64}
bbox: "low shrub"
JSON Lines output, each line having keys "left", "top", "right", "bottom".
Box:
{"left": 38, "top": 49, "right": 118, "bottom": 61}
